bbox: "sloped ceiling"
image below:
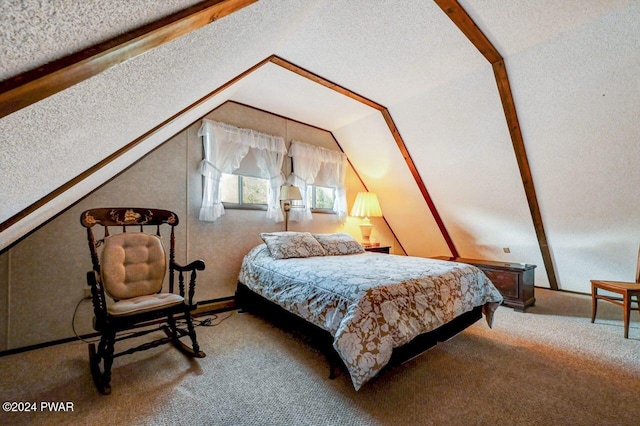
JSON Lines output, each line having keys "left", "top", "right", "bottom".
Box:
{"left": 1, "top": 0, "right": 639, "bottom": 294}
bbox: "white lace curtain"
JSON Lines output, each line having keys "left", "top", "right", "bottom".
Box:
{"left": 198, "top": 119, "right": 286, "bottom": 222}
{"left": 288, "top": 141, "right": 348, "bottom": 222}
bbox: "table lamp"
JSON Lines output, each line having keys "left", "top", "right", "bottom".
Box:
{"left": 350, "top": 192, "right": 382, "bottom": 246}
{"left": 280, "top": 184, "right": 303, "bottom": 231}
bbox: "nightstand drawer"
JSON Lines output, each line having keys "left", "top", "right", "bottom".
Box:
{"left": 483, "top": 270, "right": 519, "bottom": 298}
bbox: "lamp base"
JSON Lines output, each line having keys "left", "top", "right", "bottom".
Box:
{"left": 282, "top": 201, "right": 291, "bottom": 231}
{"left": 360, "top": 241, "right": 380, "bottom": 248}
{"left": 359, "top": 217, "right": 375, "bottom": 247}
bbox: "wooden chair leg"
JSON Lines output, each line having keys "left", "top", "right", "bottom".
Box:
{"left": 167, "top": 314, "right": 178, "bottom": 340}
{"left": 102, "top": 330, "right": 116, "bottom": 394}
{"left": 162, "top": 312, "right": 206, "bottom": 358}
{"left": 591, "top": 286, "right": 598, "bottom": 323}
{"left": 90, "top": 330, "right": 115, "bottom": 395}
{"left": 184, "top": 311, "right": 202, "bottom": 356}
{"left": 623, "top": 293, "right": 630, "bottom": 339}
{"left": 88, "top": 343, "right": 103, "bottom": 393}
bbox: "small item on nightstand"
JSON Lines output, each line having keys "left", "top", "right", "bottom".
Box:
{"left": 364, "top": 245, "right": 391, "bottom": 254}
{"left": 361, "top": 241, "right": 380, "bottom": 248}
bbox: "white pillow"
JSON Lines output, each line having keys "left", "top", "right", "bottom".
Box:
{"left": 312, "top": 233, "right": 365, "bottom": 256}
{"left": 260, "top": 232, "right": 327, "bottom": 259}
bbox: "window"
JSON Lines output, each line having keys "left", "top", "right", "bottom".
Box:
{"left": 307, "top": 185, "right": 335, "bottom": 212}
{"left": 198, "top": 119, "right": 286, "bottom": 222}
{"left": 220, "top": 173, "right": 269, "bottom": 207}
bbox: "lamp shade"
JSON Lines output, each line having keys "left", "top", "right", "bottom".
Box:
{"left": 350, "top": 192, "right": 382, "bottom": 218}
{"left": 280, "top": 184, "right": 303, "bottom": 201}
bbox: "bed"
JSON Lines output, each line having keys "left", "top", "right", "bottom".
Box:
{"left": 237, "top": 232, "right": 504, "bottom": 390}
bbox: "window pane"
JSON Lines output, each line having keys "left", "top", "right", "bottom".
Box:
{"left": 220, "top": 173, "right": 239, "bottom": 203}
{"left": 242, "top": 176, "right": 269, "bottom": 204}
{"left": 315, "top": 186, "right": 335, "bottom": 209}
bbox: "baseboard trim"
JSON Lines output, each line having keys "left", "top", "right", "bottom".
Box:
{"left": 0, "top": 296, "right": 237, "bottom": 357}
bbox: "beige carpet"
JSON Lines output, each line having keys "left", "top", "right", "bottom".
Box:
{"left": 1, "top": 288, "right": 639, "bottom": 426}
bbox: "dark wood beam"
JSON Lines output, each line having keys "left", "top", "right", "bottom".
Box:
{"left": 270, "top": 56, "right": 459, "bottom": 257}
{"left": 379, "top": 110, "right": 458, "bottom": 257}
{"left": 0, "top": 56, "right": 272, "bottom": 236}
{"left": 434, "top": 0, "right": 559, "bottom": 290}
{"left": 434, "top": 0, "right": 502, "bottom": 63}
{"left": 0, "top": 0, "right": 258, "bottom": 119}
{"left": 493, "top": 61, "right": 559, "bottom": 290}
{"left": 269, "top": 56, "right": 382, "bottom": 111}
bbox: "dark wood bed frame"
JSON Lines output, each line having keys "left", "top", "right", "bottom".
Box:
{"left": 236, "top": 282, "right": 483, "bottom": 382}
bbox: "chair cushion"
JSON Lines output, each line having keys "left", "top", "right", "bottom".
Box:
{"left": 101, "top": 233, "right": 167, "bottom": 300}
{"left": 108, "top": 293, "right": 184, "bottom": 317}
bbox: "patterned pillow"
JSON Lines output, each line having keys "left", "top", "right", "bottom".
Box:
{"left": 260, "top": 232, "right": 327, "bottom": 259}
{"left": 312, "top": 233, "right": 365, "bottom": 256}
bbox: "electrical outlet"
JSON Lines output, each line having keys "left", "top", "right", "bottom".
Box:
{"left": 84, "top": 288, "right": 92, "bottom": 299}
{"left": 503, "top": 247, "right": 511, "bottom": 253}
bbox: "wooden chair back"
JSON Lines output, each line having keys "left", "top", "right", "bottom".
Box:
{"left": 80, "top": 207, "right": 179, "bottom": 293}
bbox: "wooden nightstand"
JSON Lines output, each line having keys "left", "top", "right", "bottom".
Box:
{"left": 364, "top": 246, "right": 391, "bottom": 254}
{"left": 434, "top": 256, "right": 536, "bottom": 312}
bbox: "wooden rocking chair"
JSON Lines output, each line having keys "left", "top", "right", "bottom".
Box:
{"left": 81, "top": 207, "right": 206, "bottom": 394}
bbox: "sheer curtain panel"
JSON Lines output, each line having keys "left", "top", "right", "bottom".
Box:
{"left": 252, "top": 133, "right": 287, "bottom": 222}
{"left": 198, "top": 119, "right": 286, "bottom": 222}
{"left": 288, "top": 141, "right": 348, "bottom": 222}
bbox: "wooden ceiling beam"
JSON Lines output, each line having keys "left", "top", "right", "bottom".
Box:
{"left": 0, "top": 6, "right": 265, "bottom": 240}
{"left": 0, "top": 0, "right": 258, "bottom": 119}
{"left": 434, "top": 0, "right": 502, "bottom": 63}
{"left": 493, "top": 60, "right": 559, "bottom": 291}
{"left": 434, "top": 0, "right": 559, "bottom": 290}
{"left": 270, "top": 56, "right": 459, "bottom": 257}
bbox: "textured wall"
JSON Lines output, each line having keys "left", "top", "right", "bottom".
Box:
{"left": 4, "top": 131, "right": 188, "bottom": 349}
{"left": 189, "top": 102, "right": 401, "bottom": 300}
{"left": 502, "top": 2, "right": 640, "bottom": 292}
{"left": 388, "top": 64, "right": 549, "bottom": 287}
{"left": 0, "top": 101, "right": 400, "bottom": 350}
{"left": 334, "top": 113, "right": 451, "bottom": 259}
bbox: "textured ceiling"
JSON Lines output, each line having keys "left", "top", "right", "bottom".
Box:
{"left": 0, "top": 0, "right": 205, "bottom": 80}
{"left": 2, "top": 0, "right": 630, "bottom": 228}
{"left": 459, "top": 0, "right": 634, "bottom": 56}
{"left": 0, "top": 0, "right": 321, "bottom": 225}
{"left": 230, "top": 62, "right": 376, "bottom": 131}
{"left": 276, "top": 0, "right": 487, "bottom": 107}
{"left": 1, "top": 0, "right": 639, "bottom": 294}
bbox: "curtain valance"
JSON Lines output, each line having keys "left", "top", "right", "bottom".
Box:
{"left": 198, "top": 119, "right": 287, "bottom": 153}
{"left": 288, "top": 141, "right": 345, "bottom": 164}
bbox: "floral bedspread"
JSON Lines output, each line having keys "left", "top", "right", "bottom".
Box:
{"left": 238, "top": 244, "right": 503, "bottom": 390}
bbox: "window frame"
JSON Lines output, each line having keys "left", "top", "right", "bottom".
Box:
{"left": 307, "top": 184, "right": 336, "bottom": 215}
{"left": 221, "top": 174, "right": 269, "bottom": 211}
{"left": 220, "top": 174, "right": 336, "bottom": 215}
